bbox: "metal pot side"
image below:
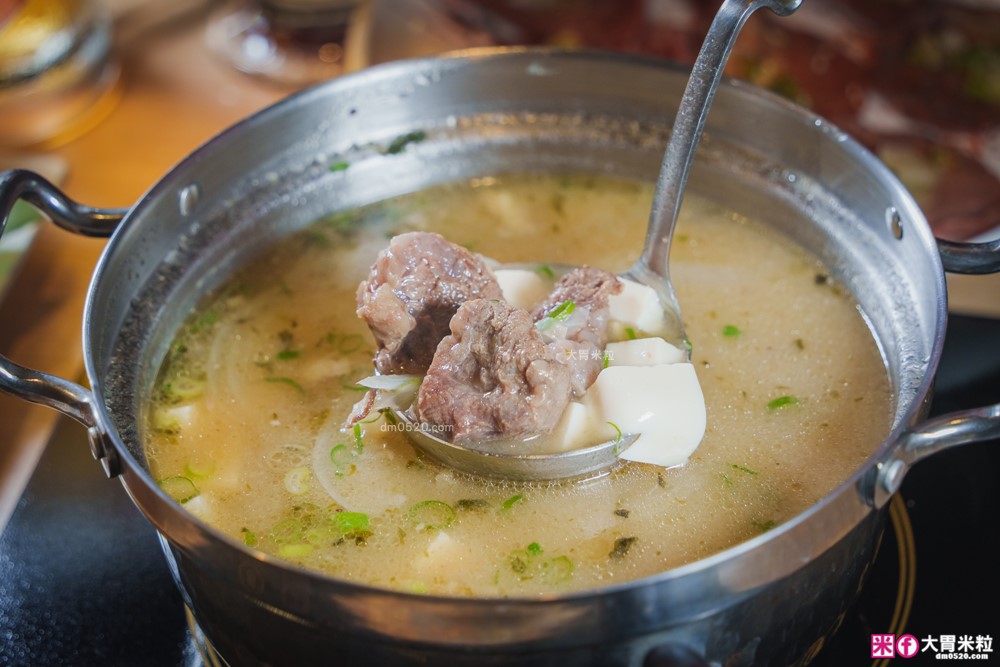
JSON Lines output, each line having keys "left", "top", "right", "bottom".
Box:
{"left": 2, "top": 50, "right": 998, "bottom": 667}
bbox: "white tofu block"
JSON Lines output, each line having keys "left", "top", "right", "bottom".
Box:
{"left": 582, "top": 364, "right": 706, "bottom": 468}
{"left": 605, "top": 338, "right": 685, "bottom": 367}
{"left": 547, "top": 401, "right": 618, "bottom": 452}
{"left": 494, "top": 269, "right": 551, "bottom": 310}
{"left": 608, "top": 279, "right": 667, "bottom": 333}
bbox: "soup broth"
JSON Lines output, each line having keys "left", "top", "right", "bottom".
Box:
{"left": 145, "top": 174, "right": 891, "bottom": 597}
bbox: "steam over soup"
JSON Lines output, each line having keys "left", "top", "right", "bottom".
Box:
{"left": 145, "top": 174, "right": 891, "bottom": 597}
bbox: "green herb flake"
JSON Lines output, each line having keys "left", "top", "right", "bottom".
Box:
{"left": 190, "top": 309, "right": 218, "bottom": 332}
{"left": 265, "top": 376, "right": 305, "bottom": 394}
{"left": 385, "top": 130, "right": 428, "bottom": 155}
{"left": 456, "top": 498, "right": 490, "bottom": 512}
{"left": 722, "top": 325, "right": 742, "bottom": 338}
{"left": 767, "top": 395, "right": 800, "bottom": 410}
{"left": 276, "top": 349, "right": 301, "bottom": 361}
{"left": 731, "top": 464, "right": 758, "bottom": 476}
{"left": 527, "top": 542, "right": 543, "bottom": 556}
{"left": 535, "top": 264, "right": 556, "bottom": 279}
{"left": 609, "top": 536, "right": 638, "bottom": 560}
{"left": 624, "top": 327, "right": 638, "bottom": 340}
{"left": 241, "top": 527, "right": 257, "bottom": 547}
{"left": 501, "top": 494, "right": 525, "bottom": 511}
{"left": 753, "top": 519, "right": 778, "bottom": 533}
{"left": 329, "top": 161, "right": 350, "bottom": 172}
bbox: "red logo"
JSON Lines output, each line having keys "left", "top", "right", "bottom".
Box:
{"left": 896, "top": 634, "right": 919, "bottom": 658}
{"left": 872, "top": 634, "right": 896, "bottom": 658}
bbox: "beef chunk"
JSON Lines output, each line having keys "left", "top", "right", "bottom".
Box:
{"left": 532, "top": 267, "right": 622, "bottom": 396}
{"left": 416, "top": 299, "right": 571, "bottom": 443}
{"left": 356, "top": 232, "right": 503, "bottom": 374}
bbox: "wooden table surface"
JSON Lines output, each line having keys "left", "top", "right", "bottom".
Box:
{"left": 0, "top": 0, "right": 317, "bottom": 528}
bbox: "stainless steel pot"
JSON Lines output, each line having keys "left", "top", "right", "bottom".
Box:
{"left": 2, "top": 50, "right": 999, "bottom": 667}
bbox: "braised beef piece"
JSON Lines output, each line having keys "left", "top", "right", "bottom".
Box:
{"left": 532, "top": 266, "right": 622, "bottom": 396}
{"left": 416, "top": 299, "right": 571, "bottom": 443}
{"left": 356, "top": 232, "right": 503, "bottom": 374}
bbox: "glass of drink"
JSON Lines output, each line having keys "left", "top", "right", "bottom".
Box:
{"left": 205, "top": 0, "right": 372, "bottom": 87}
{"left": 0, "top": 0, "right": 119, "bottom": 149}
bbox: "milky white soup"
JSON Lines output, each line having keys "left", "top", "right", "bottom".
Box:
{"left": 144, "top": 174, "right": 891, "bottom": 597}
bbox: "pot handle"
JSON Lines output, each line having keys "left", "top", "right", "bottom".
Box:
{"left": 0, "top": 169, "right": 127, "bottom": 472}
{"left": 938, "top": 238, "right": 1000, "bottom": 274}
{"left": 873, "top": 404, "right": 1000, "bottom": 508}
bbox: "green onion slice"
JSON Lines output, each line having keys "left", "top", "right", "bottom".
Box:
{"left": 408, "top": 500, "right": 456, "bottom": 530}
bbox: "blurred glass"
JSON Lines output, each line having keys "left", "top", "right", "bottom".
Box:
{"left": 206, "top": 0, "right": 372, "bottom": 87}
{"left": 0, "top": 0, "right": 120, "bottom": 149}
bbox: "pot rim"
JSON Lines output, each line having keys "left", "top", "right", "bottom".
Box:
{"left": 82, "top": 47, "right": 946, "bottom": 606}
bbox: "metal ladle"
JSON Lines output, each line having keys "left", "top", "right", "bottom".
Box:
{"left": 396, "top": 0, "right": 803, "bottom": 481}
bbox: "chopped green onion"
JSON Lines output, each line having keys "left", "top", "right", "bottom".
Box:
{"left": 408, "top": 500, "right": 456, "bottom": 530}
{"left": 353, "top": 423, "right": 364, "bottom": 452}
{"left": 535, "top": 264, "right": 555, "bottom": 279}
{"left": 151, "top": 407, "right": 182, "bottom": 434}
{"left": 731, "top": 464, "right": 758, "bottom": 476}
{"left": 241, "top": 528, "right": 257, "bottom": 547}
{"left": 265, "top": 376, "right": 305, "bottom": 394}
{"left": 501, "top": 494, "right": 525, "bottom": 511}
{"left": 602, "top": 351, "right": 610, "bottom": 369}
{"left": 456, "top": 498, "right": 490, "bottom": 512}
{"left": 722, "top": 325, "right": 742, "bottom": 337}
{"left": 276, "top": 349, "right": 301, "bottom": 360}
{"left": 278, "top": 543, "right": 314, "bottom": 559}
{"left": 527, "top": 542, "right": 543, "bottom": 556}
{"left": 624, "top": 327, "right": 638, "bottom": 340}
{"left": 549, "top": 300, "right": 575, "bottom": 321}
{"left": 341, "top": 383, "right": 369, "bottom": 392}
{"left": 330, "top": 161, "right": 350, "bottom": 172}
{"left": 541, "top": 556, "right": 575, "bottom": 584}
{"left": 609, "top": 536, "right": 637, "bottom": 560}
{"left": 190, "top": 309, "right": 218, "bottom": 332}
{"left": 329, "top": 444, "right": 357, "bottom": 477}
{"left": 385, "top": 130, "right": 427, "bottom": 155}
{"left": 284, "top": 467, "right": 312, "bottom": 495}
{"left": 767, "top": 395, "right": 800, "bottom": 410}
{"left": 158, "top": 476, "right": 199, "bottom": 504}
{"left": 184, "top": 459, "right": 216, "bottom": 479}
{"left": 607, "top": 421, "right": 623, "bottom": 444}
{"left": 330, "top": 511, "right": 370, "bottom": 536}
{"left": 682, "top": 338, "right": 693, "bottom": 354}
{"left": 162, "top": 375, "right": 207, "bottom": 402}
{"left": 269, "top": 518, "right": 305, "bottom": 544}
{"left": 753, "top": 519, "right": 778, "bottom": 533}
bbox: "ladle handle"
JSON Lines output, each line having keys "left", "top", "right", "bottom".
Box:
{"left": 0, "top": 169, "right": 126, "bottom": 473}
{"left": 641, "top": 0, "right": 802, "bottom": 279}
